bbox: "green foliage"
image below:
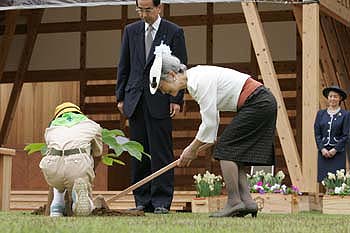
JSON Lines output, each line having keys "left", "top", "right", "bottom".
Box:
{"left": 24, "top": 128, "right": 150, "bottom": 167}
{"left": 247, "top": 170, "right": 300, "bottom": 195}
{"left": 321, "top": 169, "right": 350, "bottom": 195}
{"left": 24, "top": 143, "right": 47, "bottom": 156}
{"left": 193, "top": 171, "right": 224, "bottom": 197}
{"left": 101, "top": 154, "right": 126, "bottom": 166}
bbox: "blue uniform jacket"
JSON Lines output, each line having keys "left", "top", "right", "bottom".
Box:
{"left": 314, "top": 109, "right": 349, "bottom": 152}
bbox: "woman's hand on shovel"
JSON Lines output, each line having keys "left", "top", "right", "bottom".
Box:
{"left": 178, "top": 145, "right": 198, "bottom": 167}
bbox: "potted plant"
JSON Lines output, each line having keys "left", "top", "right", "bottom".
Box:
{"left": 247, "top": 170, "right": 303, "bottom": 214}
{"left": 321, "top": 169, "right": 350, "bottom": 214}
{"left": 191, "top": 171, "right": 225, "bottom": 213}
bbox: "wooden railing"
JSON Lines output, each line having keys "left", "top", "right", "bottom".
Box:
{"left": 0, "top": 147, "right": 15, "bottom": 211}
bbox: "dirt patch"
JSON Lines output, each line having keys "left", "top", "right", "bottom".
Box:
{"left": 91, "top": 208, "right": 144, "bottom": 216}
{"left": 31, "top": 195, "right": 145, "bottom": 217}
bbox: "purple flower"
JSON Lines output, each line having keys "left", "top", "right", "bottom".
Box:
{"left": 292, "top": 185, "right": 299, "bottom": 192}
{"left": 257, "top": 181, "right": 263, "bottom": 186}
{"left": 258, "top": 189, "right": 265, "bottom": 194}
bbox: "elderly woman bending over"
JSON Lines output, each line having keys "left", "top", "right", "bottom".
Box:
{"left": 154, "top": 54, "right": 277, "bottom": 217}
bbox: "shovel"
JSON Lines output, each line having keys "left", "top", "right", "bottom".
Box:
{"left": 106, "top": 143, "right": 214, "bottom": 204}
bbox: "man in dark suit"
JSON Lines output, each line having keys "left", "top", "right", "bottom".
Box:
{"left": 116, "top": 0, "right": 187, "bottom": 214}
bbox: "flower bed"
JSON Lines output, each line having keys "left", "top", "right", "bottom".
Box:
{"left": 191, "top": 171, "right": 225, "bottom": 213}
{"left": 248, "top": 170, "right": 306, "bottom": 214}
{"left": 321, "top": 169, "right": 350, "bottom": 214}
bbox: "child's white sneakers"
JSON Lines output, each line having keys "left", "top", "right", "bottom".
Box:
{"left": 72, "top": 178, "right": 94, "bottom": 216}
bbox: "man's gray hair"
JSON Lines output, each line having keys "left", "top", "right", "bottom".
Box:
{"left": 160, "top": 54, "right": 187, "bottom": 80}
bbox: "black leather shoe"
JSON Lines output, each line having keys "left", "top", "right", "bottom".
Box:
{"left": 154, "top": 207, "right": 169, "bottom": 214}
{"left": 128, "top": 205, "right": 145, "bottom": 211}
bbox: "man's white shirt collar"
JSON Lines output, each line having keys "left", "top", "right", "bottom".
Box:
{"left": 145, "top": 15, "right": 161, "bottom": 32}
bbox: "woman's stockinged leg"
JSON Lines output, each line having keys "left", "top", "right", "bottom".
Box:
{"left": 238, "top": 167, "right": 258, "bottom": 217}
{"left": 209, "top": 160, "right": 245, "bottom": 217}
{"left": 221, "top": 160, "right": 241, "bottom": 206}
{"left": 238, "top": 167, "right": 254, "bottom": 204}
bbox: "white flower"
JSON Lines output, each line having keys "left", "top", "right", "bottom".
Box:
{"left": 336, "top": 170, "right": 345, "bottom": 179}
{"left": 328, "top": 172, "right": 336, "bottom": 180}
{"left": 321, "top": 180, "right": 325, "bottom": 186}
{"left": 270, "top": 184, "right": 281, "bottom": 191}
{"left": 275, "top": 171, "right": 285, "bottom": 180}
{"left": 281, "top": 184, "right": 287, "bottom": 191}
{"left": 334, "top": 186, "right": 342, "bottom": 194}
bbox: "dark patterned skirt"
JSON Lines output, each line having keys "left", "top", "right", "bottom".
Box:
{"left": 214, "top": 86, "right": 277, "bottom": 165}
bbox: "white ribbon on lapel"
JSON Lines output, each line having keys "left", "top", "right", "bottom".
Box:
{"left": 149, "top": 41, "right": 172, "bottom": 95}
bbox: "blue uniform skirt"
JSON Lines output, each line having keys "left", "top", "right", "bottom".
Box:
{"left": 317, "top": 147, "right": 346, "bottom": 182}
{"left": 214, "top": 86, "right": 277, "bottom": 165}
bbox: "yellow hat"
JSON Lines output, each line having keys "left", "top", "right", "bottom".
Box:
{"left": 54, "top": 102, "right": 83, "bottom": 119}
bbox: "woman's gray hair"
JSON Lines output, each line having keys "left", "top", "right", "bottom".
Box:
{"left": 160, "top": 54, "right": 187, "bottom": 81}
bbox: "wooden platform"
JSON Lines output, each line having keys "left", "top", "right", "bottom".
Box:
{"left": 10, "top": 190, "right": 197, "bottom": 212}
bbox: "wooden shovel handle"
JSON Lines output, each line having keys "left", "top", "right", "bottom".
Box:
{"left": 106, "top": 143, "right": 214, "bottom": 204}
{"left": 106, "top": 159, "right": 179, "bottom": 203}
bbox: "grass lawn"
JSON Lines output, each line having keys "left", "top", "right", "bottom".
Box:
{"left": 0, "top": 211, "right": 349, "bottom": 233}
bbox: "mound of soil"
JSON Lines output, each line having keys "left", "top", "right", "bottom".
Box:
{"left": 91, "top": 208, "right": 145, "bottom": 216}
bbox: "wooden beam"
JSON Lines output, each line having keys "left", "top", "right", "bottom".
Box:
{"left": 0, "top": 153, "right": 12, "bottom": 211}
{"left": 295, "top": 29, "right": 302, "bottom": 156}
{"left": 333, "top": 19, "right": 350, "bottom": 83}
{"left": 206, "top": 3, "right": 213, "bottom": 64}
{"left": 0, "top": 147, "right": 14, "bottom": 211}
{"left": 319, "top": 21, "right": 339, "bottom": 88}
{"left": 320, "top": 14, "right": 350, "bottom": 108}
{"left": 0, "top": 10, "right": 295, "bottom": 35}
{"left": 0, "top": 147, "right": 15, "bottom": 156}
{"left": 320, "top": 0, "right": 350, "bottom": 27}
{"left": 0, "top": 9, "right": 44, "bottom": 145}
{"left": 293, "top": 5, "right": 331, "bottom": 111}
{"left": 292, "top": 5, "right": 302, "bottom": 37}
{"left": 302, "top": 3, "right": 319, "bottom": 193}
{"left": 319, "top": 72, "right": 329, "bottom": 109}
{"left": 241, "top": 2, "right": 303, "bottom": 188}
{"left": 0, "top": 10, "right": 19, "bottom": 81}
{"left": 0, "top": 61, "right": 297, "bottom": 84}
{"left": 79, "top": 7, "right": 87, "bottom": 111}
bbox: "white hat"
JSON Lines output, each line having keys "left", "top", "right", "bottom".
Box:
{"left": 149, "top": 41, "right": 172, "bottom": 95}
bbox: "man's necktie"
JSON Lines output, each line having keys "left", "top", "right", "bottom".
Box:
{"left": 145, "top": 25, "right": 153, "bottom": 60}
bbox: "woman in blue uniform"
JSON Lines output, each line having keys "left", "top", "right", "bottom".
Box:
{"left": 314, "top": 86, "right": 349, "bottom": 182}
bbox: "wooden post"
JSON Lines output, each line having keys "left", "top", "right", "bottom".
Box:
{"left": 241, "top": 2, "right": 303, "bottom": 189}
{"left": 302, "top": 3, "right": 319, "bottom": 193}
{"left": 0, "top": 10, "right": 19, "bottom": 81}
{"left": 0, "top": 147, "right": 15, "bottom": 211}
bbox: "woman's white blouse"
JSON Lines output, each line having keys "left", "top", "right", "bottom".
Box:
{"left": 186, "top": 65, "right": 250, "bottom": 143}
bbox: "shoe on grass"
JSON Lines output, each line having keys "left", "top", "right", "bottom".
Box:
{"left": 50, "top": 203, "right": 65, "bottom": 217}
{"left": 72, "top": 178, "right": 94, "bottom": 216}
